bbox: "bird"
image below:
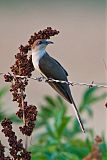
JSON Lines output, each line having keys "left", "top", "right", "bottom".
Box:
{"left": 31, "top": 39, "right": 85, "bottom": 133}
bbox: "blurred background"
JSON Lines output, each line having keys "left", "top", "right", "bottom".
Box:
{"left": 0, "top": 0, "right": 106, "bottom": 137}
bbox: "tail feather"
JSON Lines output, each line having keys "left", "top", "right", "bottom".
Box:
{"left": 71, "top": 101, "right": 85, "bottom": 133}
{"left": 48, "top": 81, "right": 85, "bottom": 132}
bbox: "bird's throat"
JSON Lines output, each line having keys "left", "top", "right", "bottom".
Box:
{"left": 32, "top": 49, "right": 46, "bottom": 72}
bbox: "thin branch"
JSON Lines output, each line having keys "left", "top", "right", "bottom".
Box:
{"left": 21, "top": 89, "right": 26, "bottom": 124}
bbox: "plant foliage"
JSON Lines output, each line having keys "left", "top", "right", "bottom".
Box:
{"left": 0, "top": 87, "right": 107, "bottom": 159}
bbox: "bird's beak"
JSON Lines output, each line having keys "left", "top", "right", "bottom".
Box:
{"left": 45, "top": 40, "right": 54, "bottom": 45}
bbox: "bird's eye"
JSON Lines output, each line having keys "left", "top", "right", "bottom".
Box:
{"left": 38, "top": 41, "right": 42, "bottom": 45}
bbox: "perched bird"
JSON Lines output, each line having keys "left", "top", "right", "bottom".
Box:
{"left": 31, "top": 39, "right": 85, "bottom": 132}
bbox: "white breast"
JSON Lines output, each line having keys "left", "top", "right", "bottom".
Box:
{"left": 32, "top": 50, "right": 45, "bottom": 73}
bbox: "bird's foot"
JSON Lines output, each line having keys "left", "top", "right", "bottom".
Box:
{"left": 37, "top": 75, "right": 46, "bottom": 82}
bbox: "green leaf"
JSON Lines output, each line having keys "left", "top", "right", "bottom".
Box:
{"left": 79, "top": 87, "right": 107, "bottom": 116}
{"left": 55, "top": 96, "right": 67, "bottom": 112}
{"left": 0, "top": 112, "right": 5, "bottom": 121}
{"left": 85, "top": 105, "right": 93, "bottom": 117}
{"left": 55, "top": 116, "right": 70, "bottom": 138}
{"left": 39, "top": 106, "right": 53, "bottom": 118}
{"left": 46, "top": 122, "right": 56, "bottom": 138}
{"left": 102, "top": 152, "right": 107, "bottom": 160}
{"left": 54, "top": 107, "right": 65, "bottom": 128}
{"left": 45, "top": 96, "right": 56, "bottom": 106}
{"left": 83, "top": 87, "right": 97, "bottom": 101}
{"left": 61, "top": 152, "right": 80, "bottom": 160}
{"left": 72, "top": 119, "right": 82, "bottom": 135}
{"left": 35, "top": 119, "right": 46, "bottom": 128}
{"left": 31, "top": 154, "right": 47, "bottom": 160}
{"left": 28, "top": 94, "right": 107, "bottom": 160}
{"left": 88, "top": 93, "right": 107, "bottom": 104}
{"left": 0, "top": 86, "right": 8, "bottom": 98}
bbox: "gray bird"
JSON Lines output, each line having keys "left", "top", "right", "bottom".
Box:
{"left": 31, "top": 39, "right": 85, "bottom": 132}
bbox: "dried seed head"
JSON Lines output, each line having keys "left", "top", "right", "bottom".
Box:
{"left": 83, "top": 135, "right": 103, "bottom": 160}
{"left": 4, "top": 27, "right": 59, "bottom": 137}
{"left": 95, "top": 135, "right": 102, "bottom": 144}
{"left": 1, "top": 118, "right": 31, "bottom": 159}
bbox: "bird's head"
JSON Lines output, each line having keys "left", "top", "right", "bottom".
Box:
{"left": 31, "top": 39, "right": 53, "bottom": 52}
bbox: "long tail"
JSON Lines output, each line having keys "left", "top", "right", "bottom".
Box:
{"left": 47, "top": 81, "right": 85, "bottom": 132}
{"left": 71, "top": 100, "right": 85, "bottom": 133}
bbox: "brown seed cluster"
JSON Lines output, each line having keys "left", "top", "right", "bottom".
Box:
{"left": 0, "top": 141, "right": 11, "bottom": 160}
{"left": 17, "top": 103, "right": 37, "bottom": 136}
{"left": 83, "top": 135, "right": 102, "bottom": 160}
{"left": 1, "top": 119, "right": 31, "bottom": 160}
{"left": 2, "top": 27, "right": 59, "bottom": 159}
{"left": 4, "top": 45, "right": 37, "bottom": 136}
{"left": 28, "top": 27, "right": 59, "bottom": 46}
{"left": 10, "top": 45, "right": 34, "bottom": 77}
{"left": 3, "top": 27, "right": 59, "bottom": 136}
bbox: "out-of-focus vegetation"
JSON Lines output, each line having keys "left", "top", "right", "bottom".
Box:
{"left": 0, "top": 86, "right": 22, "bottom": 123}
{"left": 0, "top": 87, "right": 107, "bottom": 160}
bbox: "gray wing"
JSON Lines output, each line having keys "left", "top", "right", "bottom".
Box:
{"left": 39, "top": 53, "right": 72, "bottom": 103}
{"left": 39, "top": 53, "right": 85, "bottom": 132}
{"left": 52, "top": 58, "right": 68, "bottom": 76}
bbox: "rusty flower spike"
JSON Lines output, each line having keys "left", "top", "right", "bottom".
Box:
{"left": 0, "top": 140, "right": 11, "bottom": 160}
{"left": 83, "top": 135, "right": 103, "bottom": 160}
{"left": 2, "top": 27, "right": 59, "bottom": 159}
{"left": 1, "top": 118, "right": 31, "bottom": 160}
{"left": 3, "top": 27, "right": 59, "bottom": 136}
{"left": 28, "top": 27, "right": 59, "bottom": 46}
